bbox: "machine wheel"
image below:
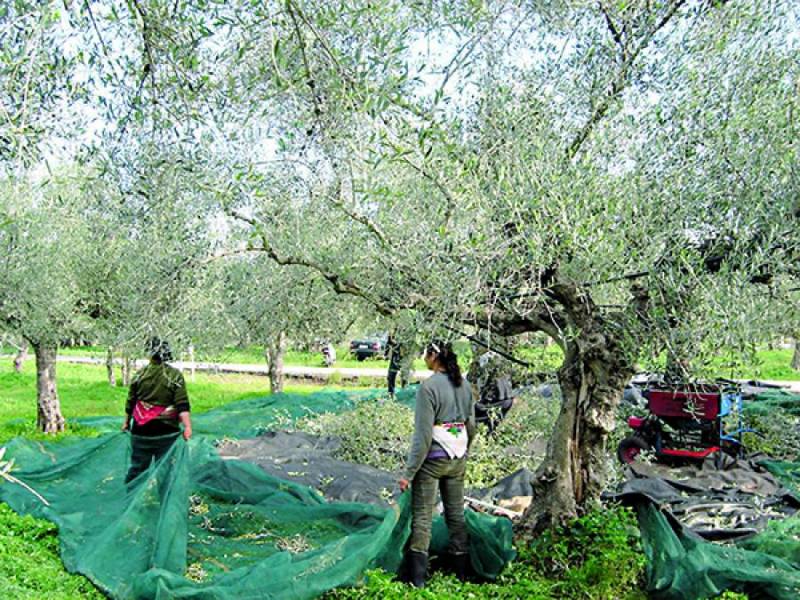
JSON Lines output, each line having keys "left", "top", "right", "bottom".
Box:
{"left": 617, "top": 437, "right": 650, "bottom": 464}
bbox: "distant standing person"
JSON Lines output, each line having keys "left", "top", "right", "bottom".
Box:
{"left": 122, "top": 338, "right": 192, "bottom": 484}
{"left": 474, "top": 351, "right": 514, "bottom": 433}
{"left": 386, "top": 335, "right": 403, "bottom": 397}
{"left": 398, "top": 340, "right": 476, "bottom": 588}
{"left": 322, "top": 341, "right": 337, "bottom": 367}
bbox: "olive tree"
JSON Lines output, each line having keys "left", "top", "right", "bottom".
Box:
{"left": 76, "top": 140, "right": 221, "bottom": 381}
{"left": 70, "top": 0, "right": 799, "bottom": 526}
{"left": 199, "top": 256, "right": 365, "bottom": 392}
{"left": 0, "top": 173, "right": 96, "bottom": 432}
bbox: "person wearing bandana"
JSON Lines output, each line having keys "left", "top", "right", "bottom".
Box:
{"left": 398, "top": 340, "right": 476, "bottom": 588}
{"left": 122, "top": 337, "right": 192, "bottom": 484}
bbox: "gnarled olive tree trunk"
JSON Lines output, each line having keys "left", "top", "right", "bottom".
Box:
{"left": 32, "top": 342, "right": 65, "bottom": 433}
{"left": 521, "top": 323, "right": 634, "bottom": 531}
{"left": 521, "top": 284, "right": 647, "bottom": 531}
{"left": 265, "top": 332, "right": 287, "bottom": 394}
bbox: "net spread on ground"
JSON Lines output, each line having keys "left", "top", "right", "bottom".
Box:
{"left": 0, "top": 388, "right": 514, "bottom": 599}
{"left": 3, "top": 386, "right": 800, "bottom": 599}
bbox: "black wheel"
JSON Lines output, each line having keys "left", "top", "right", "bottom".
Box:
{"left": 617, "top": 436, "right": 650, "bottom": 464}
{"left": 356, "top": 354, "right": 366, "bottom": 362}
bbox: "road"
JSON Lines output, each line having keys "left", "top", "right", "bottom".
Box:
{"left": 45, "top": 355, "right": 434, "bottom": 383}
{"left": 6, "top": 354, "right": 800, "bottom": 391}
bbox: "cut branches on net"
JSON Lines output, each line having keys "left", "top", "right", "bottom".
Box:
{"left": 0, "top": 447, "right": 49, "bottom": 506}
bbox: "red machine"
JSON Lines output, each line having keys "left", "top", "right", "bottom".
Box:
{"left": 617, "top": 383, "right": 748, "bottom": 464}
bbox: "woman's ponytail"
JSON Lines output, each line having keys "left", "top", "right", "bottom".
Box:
{"left": 427, "top": 340, "right": 462, "bottom": 387}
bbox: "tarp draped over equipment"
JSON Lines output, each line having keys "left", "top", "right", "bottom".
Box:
{"left": 624, "top": 389, "right": 800, "bottom": 599}
{"left": 0, "top": 389, "right": 515, "bottom": 599}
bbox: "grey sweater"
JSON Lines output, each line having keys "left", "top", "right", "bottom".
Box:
{"left": 404, "top": 373, "right": 476, "bottom": 480}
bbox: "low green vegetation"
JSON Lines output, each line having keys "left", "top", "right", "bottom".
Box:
{"left": 296, "top": 391, "right": 559, "bottom": 489}
{"left": 0, "top": 503, "right": 104, "bottom": 600}
{"left": 327, "top": 507, "right": 647, "bottom": 600}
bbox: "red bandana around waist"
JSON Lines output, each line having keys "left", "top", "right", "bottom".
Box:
{"left": 132, "top": 401, "right": 177, "bottom": 426}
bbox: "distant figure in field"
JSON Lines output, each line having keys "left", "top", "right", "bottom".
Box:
{"left": 122, "top": 338, "right": 192, "bottom": 484}
{"left": 322, "top": 341, "right": 336, "bottom": 367}
{"left": 474, "top": 352, "right": 514, "bottom": 433}
{"left": 386, "top": 335, "right": 410, "bottom": 398}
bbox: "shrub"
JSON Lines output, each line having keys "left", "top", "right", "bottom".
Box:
{"left": 526, "top": 505, "right": 646, "bottom": 599}
{"left": 0, "top": 503, "right": 103, "bottom": 599}
{"left": 296, "top": 390, "right": 559, "bottom": 487}
{"left": 296, "top": 399, "right": 415, "bottom": 472}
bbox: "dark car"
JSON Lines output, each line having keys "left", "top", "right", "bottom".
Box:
{"left": 349, "top": 334, "right": 388, "bottom": 361}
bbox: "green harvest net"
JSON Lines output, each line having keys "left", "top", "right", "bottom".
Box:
{"left": 630, "top": 388, "right": 800, "bottom": 599}
{"left": 0, "top": 388, "right": 515, "bottom": 599}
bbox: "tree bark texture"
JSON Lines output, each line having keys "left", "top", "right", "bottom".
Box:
{"left": 521, "top": 322, "right": 634, "bottom": 531}
{"left": 33, "top": 343, "right": 65, "bottom": 433}
{"left": 266, "top": 332, "right": 287, "bottom": 394}
{"left": 792, "top": 337, "right": 800, "bottom": 372}
{"left": 13, "top": 342, "right": 28, "bottom": 373}
{"left": 106, "top": 347, "right": 117, "bottom": 387}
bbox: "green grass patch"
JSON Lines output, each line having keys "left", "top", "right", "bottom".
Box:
{"left": 711, "top": 348, "right": 799, "bottom": 382}
{"left": 0, "top": 360, "right": 327, "bottom": 445}
{"left": 0, "top": 503, "right": 104, "bottom": 599}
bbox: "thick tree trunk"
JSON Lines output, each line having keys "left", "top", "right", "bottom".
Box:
{"left": 33, "top": 343, "right": 65, "bottom": 433}
{"left": 106, "top": 347, "right": 117, "bottom": 387}
{"left": 265, "top": 332, "right": 287, "bottom": 394}
{"left": 521, "top": 330, "right": 633, "bottom": 531}
{"left": 13, "top": 342, "right": 28, "bottom": 373}
{"left": 792, "top": 337, "right": 800, "bottom": 372}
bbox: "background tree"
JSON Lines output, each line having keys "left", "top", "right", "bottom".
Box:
{"left": 204, "top": 258, "right": 365, "bottom": 392}
{"left": 0, "top": 172, "right": 96, "bottom": 432}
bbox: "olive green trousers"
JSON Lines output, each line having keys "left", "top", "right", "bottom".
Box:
{"left": 409, "top": 457, "right": 469, "bottom": 555}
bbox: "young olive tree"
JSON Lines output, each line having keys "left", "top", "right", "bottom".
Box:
{"left": 202, "top": 257, "right": 364, "bottom": 392}
{"left": 76, "top": 140, "right": 220, "bottom": 380}
{"left": 0, "top": 173, "right": 97, "bottom": 432}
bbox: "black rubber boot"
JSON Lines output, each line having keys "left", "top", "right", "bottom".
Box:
{"left": 451, "top": 552, "right": 470, "bottom": 582}
{"left": 407, "top": 550, "right": 428, "bottom": 588}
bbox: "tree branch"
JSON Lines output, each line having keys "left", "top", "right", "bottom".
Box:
{"left": 224, "top": 207, "right": 398, "bottom": 315}
{"left": 567, "top": 0, "right": 688, "bottom": 159}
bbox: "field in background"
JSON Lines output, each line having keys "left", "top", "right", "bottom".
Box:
{"left": 0, "top": 361, "right": 331, "bottom": 445}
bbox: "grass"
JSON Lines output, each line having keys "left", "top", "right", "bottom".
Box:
{"left": 0, "top": 360, "right": 327, "bottom": 445}
{"left": 0, "top": 503, "right": 104, "bottom": 600}
{"left": 711, "top": 348, "right": 799, "bottom": 382}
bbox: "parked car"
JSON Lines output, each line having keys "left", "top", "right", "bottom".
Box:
{"left": 349, "top": 334, "right": 388, "bottom": 361}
